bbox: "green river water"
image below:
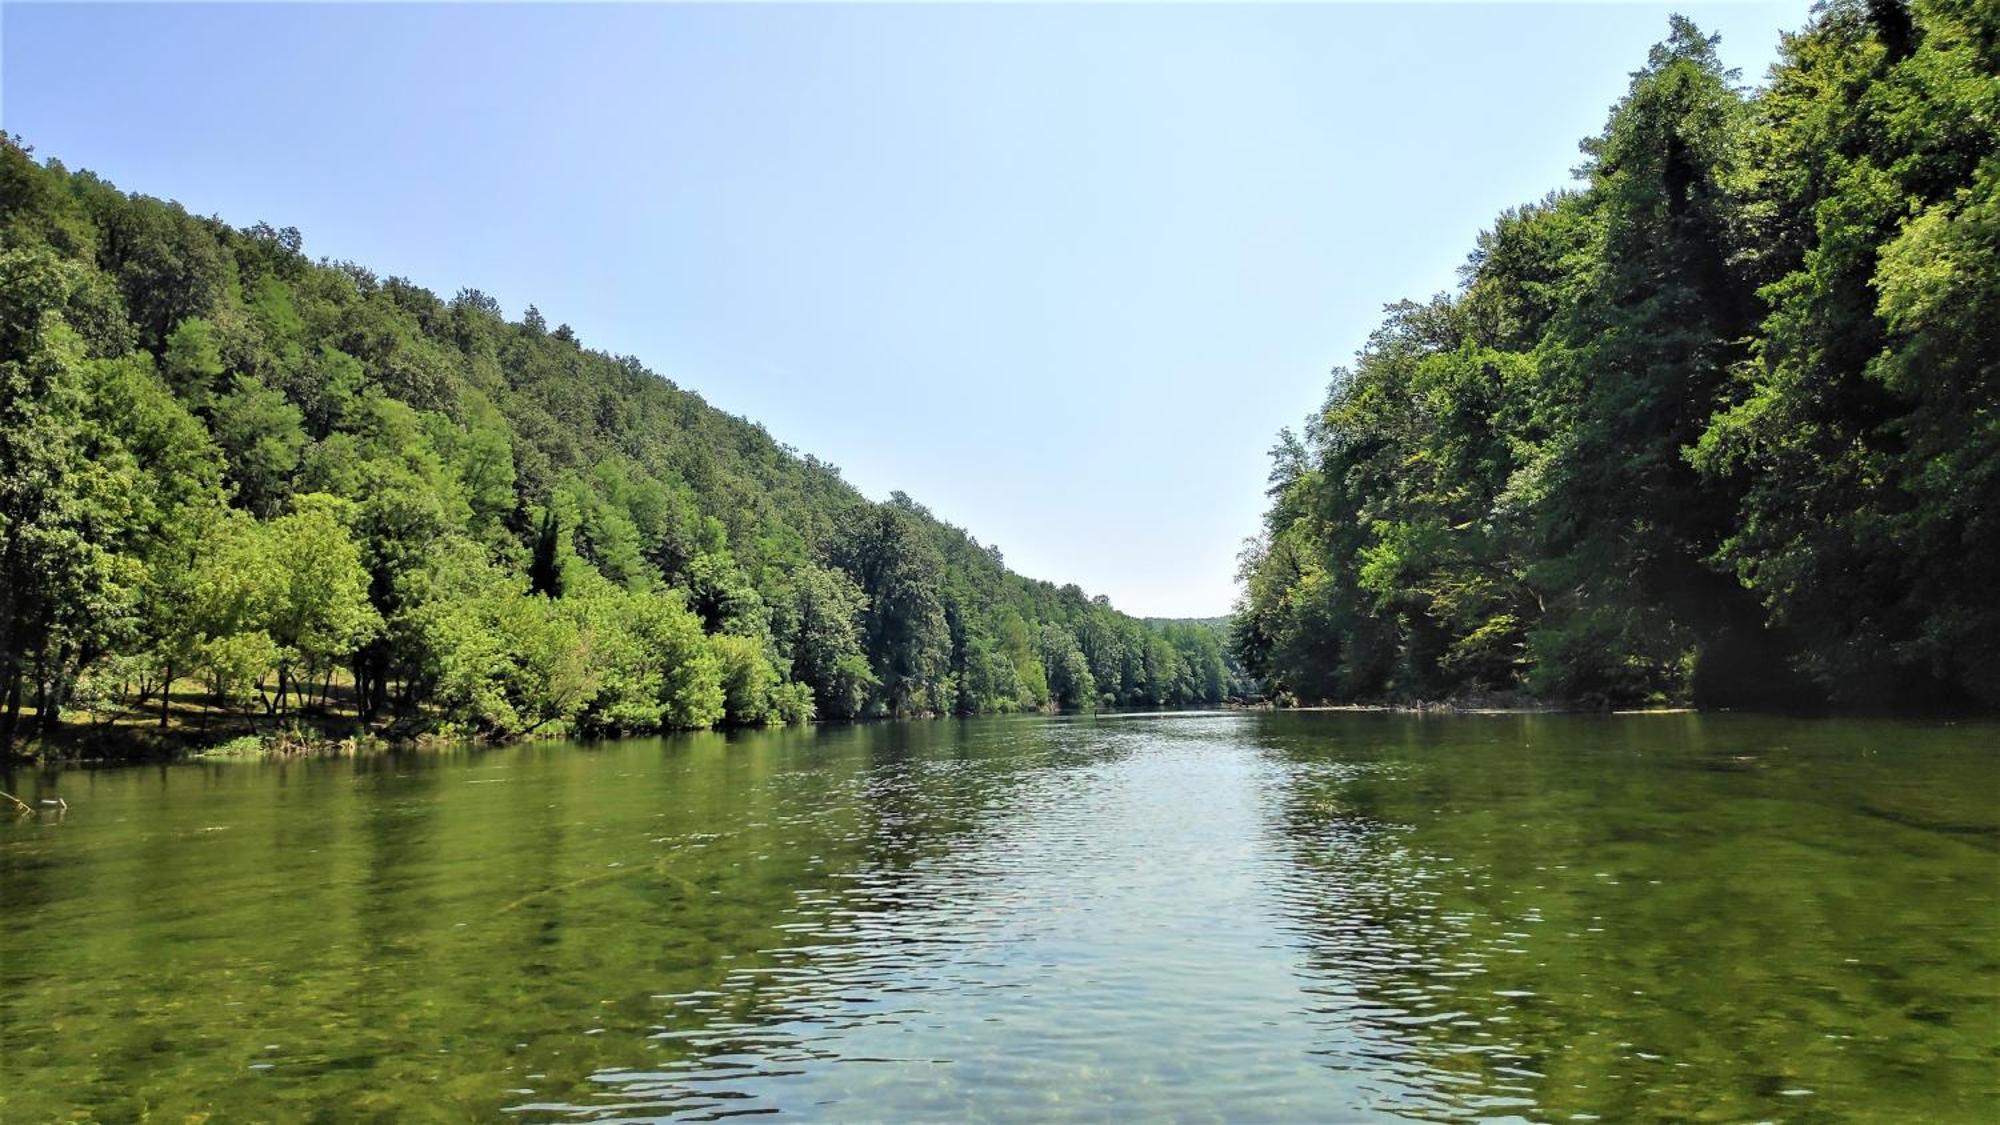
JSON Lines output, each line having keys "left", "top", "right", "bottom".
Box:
{"left": 1, "top": 711, "right": 1995, "bottom": 1121}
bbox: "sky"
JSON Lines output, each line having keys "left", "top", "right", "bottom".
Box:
{"left": 2, "top": 1, "right": 1810, "bottom": 617}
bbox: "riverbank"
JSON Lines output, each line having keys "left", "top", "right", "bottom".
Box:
{"left": 1234, "top": 686, "right": 1566, "bottom": 715}
{"left": 3, "top": 679, "right": 1067, "bottom": 765}
{"left": 15, "top": 684, "right": 1964, "bottom": 768}
{"left": 1, "top": 676, "right": 415, "bottom": 766}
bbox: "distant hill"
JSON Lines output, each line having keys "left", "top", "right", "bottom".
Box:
{"left": 1139, "top": 617, "right": 1257, "bottom": 699}
{"left": 1140, "top": 616, "right": 1231, "bottom": 632}
{"left": 0, "top": 136, "right": 1234, "bottom": 755}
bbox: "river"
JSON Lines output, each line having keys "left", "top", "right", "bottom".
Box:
{"left": 2, "top": 711, "right": 1994, "bottom": 1120}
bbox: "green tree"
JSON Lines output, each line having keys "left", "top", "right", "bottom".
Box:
{"left": 84, "top": 350, "right": 226, "bottom": 725}
{"left": 1039, "top": 625, "right": 1096, "bottom": 711}
{"left": 0, "top": 249, "right": 146, "bottom": 751}
{"left": 1693, "top": 0, "right": 2000, "bottom": 706}
{"left": 838, "top": 500, "right": 950, "bottom": 715}
{"left": 710, "top": 633, "right": 779, "bottom": 726}
{"left": 1515, "top": 17, "right": 1759, "bottom": 703}
{"left": 184, "top": 510, "right": 284, "bottom": 720}
{"left": 212, "top": 374, "right": 306, "bottom": 517}
{"left": 162, "top": 316, "right": 225, "bottom": 413}
{"left": 260, "top": 496, "right": 381, "bottom": 715}
{"left": 779, "top": 563, "right": 875, "bottom": 720}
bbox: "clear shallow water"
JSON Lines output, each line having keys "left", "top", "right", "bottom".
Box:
{"left": 1, "top": 712, "right": 1995, "bottom": 1121}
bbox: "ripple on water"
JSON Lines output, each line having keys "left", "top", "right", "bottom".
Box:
{"left": 5, "top": 713, "right": 1994, "bottom": 1122}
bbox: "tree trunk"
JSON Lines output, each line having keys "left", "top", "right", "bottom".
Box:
{"left": 356, "top": 658, "right": 379, "bottom": 720}
{"left": 32, "top": 661, "right": 54, "bottom": 739}
{"left": 159, "top": 662, "right": 173, "bottom": 729}
{"left": 0, "top": 673, "right": 19, "bottom": 758}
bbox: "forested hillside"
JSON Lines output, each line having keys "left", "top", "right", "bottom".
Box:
{"left": 1137, "top": 617, "right": 1258, "bottom": 701}
{"left": 0, "top": 138, "right": 1231, "bottom": 757}
{"left": 1235, "top": 1, "right": 1997, "bottom": 710}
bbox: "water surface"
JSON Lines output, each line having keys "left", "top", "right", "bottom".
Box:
{"left": 2, "top": 712, "right": 1995, "bottom": 1120}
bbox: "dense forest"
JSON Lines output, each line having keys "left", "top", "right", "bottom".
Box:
{"left": 1234, "top": 0, "right": 1997, "bottom": 711}
{"left": 0, "top": 139, "right": 1244, "bottom": 758}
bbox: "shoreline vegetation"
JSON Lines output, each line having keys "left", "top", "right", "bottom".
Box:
{"left": 1231, "top": 4, "right": 1997, "bottom": 716}
{"left": 0, "top": 611, "right": 1263, "bottom": 764}
{"left": 0, "top": 664, "right": 1628, "bottom": 767}
{"left": 8, "top": 680, "right": 1270, "bottom": 766}
{"left": 5, "top": 685, "right": 1878, "bottom": 770}
{"left": 0, "top": 134, "right": 1257, "bottom": 765}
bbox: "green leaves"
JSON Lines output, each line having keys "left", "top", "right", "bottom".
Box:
{"left": 0, "top": 128, "right": 1227, "bottom": 754}
{"left": 781, "top": 563, "right": 874, "bottom": 720}
{"left": 211, "top": 374, "right": 306, "bottom": 517}
{"left": 838, "top": 504, "right": 951, "bottom": 716}
{"left": 1238, "top": 2, "right": 1998, "bottom": 710}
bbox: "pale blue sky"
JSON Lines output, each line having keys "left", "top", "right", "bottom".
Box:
{"left": 3, "top": 2, "right": 1807, "bottom": 616}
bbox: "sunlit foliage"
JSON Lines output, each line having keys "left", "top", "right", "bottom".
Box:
{"left": 1235, "top": 2, "right": 1997, "bottom": 710}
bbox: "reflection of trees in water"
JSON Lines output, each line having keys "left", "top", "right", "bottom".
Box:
{"left": 569, "top": 716, "right": 1134, "bottom": 1120}
{"left": 1258, "top": 713, "right": 2000, "bottom": 1123}
{"left": 1266, "top": 746, "right": 1570, "bottom": 1121}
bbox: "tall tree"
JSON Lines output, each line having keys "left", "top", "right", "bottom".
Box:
{"left": 838, "top": 500, "right": 950, "bottom": 715}
{"left": 0, "top": 249, "right": 144, "bottom": 752}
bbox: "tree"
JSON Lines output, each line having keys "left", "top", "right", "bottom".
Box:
{"left": 1039, "top": 625, "right": 1096, "bottom": 711}
{"left": 0, "top": 249, "right": 146, "bottom": 752}
{"left": 162, "top": 316, "right": 225, "bottom": 413}
{"left": 780, "top": 563, "right": 875, "bottom": 720}
{"left": 84, "top": 350, "right": 226, "bottom": 726}
{"left": 1233, "top": 6, "right": 1995, "bottom": 710}
{"left": 561, "top": 578, "right": 721, "bottom": 735}
{"left": 259, "top": 495, "right": 381, "bottom": 715}
{"left": 94, "top": 192, "right": 226, "bottom": 350}
{"left": 1517, "top": 17, "right": 1759, "bottom": 703}
{"left": 399, "top": 545, "right": 591, "bottom": 736}
{"left": 212, "top": 373, "right": 306, "bottom": 517}
{"left": 1693, "top": 0, "right": 2000, "bottom": 706}
{"left": 184, "top": 510, "right": 284, "bottom": 721}
{"left": 710, "top": 633, "right": 778, "bottom": 726}
{"left": 838, "top": 501, "right": 950, "bottom": 715}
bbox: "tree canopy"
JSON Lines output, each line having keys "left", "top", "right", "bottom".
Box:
{"left": 1234, "top": 1, "right": 1998, "bottom": 711}
{"left": 0, "top": 137, "right": 1244, "bottom": 756}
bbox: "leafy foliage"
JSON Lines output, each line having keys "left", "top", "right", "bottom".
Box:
{"left": 0, "top": 135, "right": 1240, "bottom": 754}
{"left": 1236, "top": 2, "right": 1997, "bottom": 710}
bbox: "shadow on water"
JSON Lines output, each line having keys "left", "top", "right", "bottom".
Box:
{"left": 1254, "top": 711, "right": 2000, "bottom": 1121}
